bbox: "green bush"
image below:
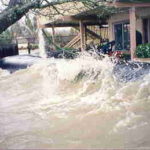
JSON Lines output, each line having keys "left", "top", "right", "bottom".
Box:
{"left": 120, "top": 53, "right": 131, "bottom": 60}
{"left": 30, "top": 44, "right": 38, "bottom": 49}
{"left": 62, "top": 47, "right": 73, "bottom": 51}
{"left": 0, "top": 30, "right": 13, "bottom": 45}
{"left": 136, "top": 43, "right": 150, "bottom": 58}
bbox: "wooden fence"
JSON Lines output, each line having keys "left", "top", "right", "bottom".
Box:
{"left": 0, "top": 44, "right": 19, "bottom": 58}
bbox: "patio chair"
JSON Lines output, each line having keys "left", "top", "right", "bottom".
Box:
{"left": 97, "top": 40, "right": 115, "bottom": 54}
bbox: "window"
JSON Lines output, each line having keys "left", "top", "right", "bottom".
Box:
{"left": 114, "top": 22, "right": 130, "bottom": 50}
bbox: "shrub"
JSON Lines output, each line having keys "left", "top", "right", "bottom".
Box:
{"left": 0, "top": 30, "right": 13, "bottom": 45}
{"left": 30, "top": 43, "right": 38, "bottom": 49}
{"left": 120, "top": 53, "right": 131, "bottom": 60}
{"left": 136, "top": 43, "right": 150, "bottom": 58}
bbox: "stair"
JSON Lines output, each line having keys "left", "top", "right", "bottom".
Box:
{"left": 74, "top": 26, "right": 102, "bottom": 40}
{"left": 64, "top": 26, "right": 107, "bottom": 49}
{"left": 64, "top": 34, "right": 80, "bottom": 49}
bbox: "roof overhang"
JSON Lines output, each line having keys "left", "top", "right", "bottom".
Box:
{"left": 41, "top": 20, "right": 103, "bottom": 28}
{"left": 116, "top": 0, "right": 150, "bottom": 2}
{"left": 40, "top": 6, "right": 113, "bottom": 28}
{"left": 111, "top": 0, "right": 150, "bottom": 7}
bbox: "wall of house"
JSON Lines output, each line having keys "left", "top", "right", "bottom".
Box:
{"left": 108, "top": 7, "right": 150, "bottom": 42}
{"left": 108, "top": 12, "right": 129, "bottom": 41}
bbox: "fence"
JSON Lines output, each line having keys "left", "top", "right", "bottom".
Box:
{"left": 0, "top": 44, "right": 19, "bottom": 59}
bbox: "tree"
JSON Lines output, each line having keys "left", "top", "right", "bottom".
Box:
{"left": 8, "top": 0, "right": 23, "bottom": 7}
{"left": 0, "top": 0, "right": 109, "bottom": 34}
{"left": 0, "top": 30, "right": 13, "bottom": 44}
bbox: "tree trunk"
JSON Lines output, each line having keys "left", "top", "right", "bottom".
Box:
{"left": 0, "top": 0, "right": 86, "bottom": 34}
{"left": 0, "top": 0, "right": 41, "bottom": 34}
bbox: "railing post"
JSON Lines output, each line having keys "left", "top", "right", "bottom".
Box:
{"left": 79, "top": 20, "right": 86, "bottom": 51}
{"left": 52, "top": 26, "right": 56, "bottom": 50}
{"left": 129, "top": 7, "right": 136, "bottom": 60}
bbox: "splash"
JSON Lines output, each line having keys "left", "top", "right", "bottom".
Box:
{"left": 0, "top": 54, "right": 150, "bottom": 149}
{"left": 38, "top": 29, "right": 47, "bottom": 58}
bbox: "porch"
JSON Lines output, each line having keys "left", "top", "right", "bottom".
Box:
{"left": 38, "top": 2, "right": 150, "bottom": 62}
{"left": 38, "top": 6, "right": 115, "bottom": 53}
{"left": 112, "top": 1, "right": 150, "bottom": 62}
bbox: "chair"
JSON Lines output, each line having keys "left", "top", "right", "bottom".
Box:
{"left": 97, "top": 41, "right": 115, "bottom": 54}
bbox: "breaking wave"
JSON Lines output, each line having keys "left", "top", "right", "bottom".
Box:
{"left": 0, "top": 54, "right": 150, "bottom": 149}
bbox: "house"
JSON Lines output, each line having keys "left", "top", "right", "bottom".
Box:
{"left": 109, "top": 0, "right": 150, "bottom": 62}
{"left": 38, "top": 0, "right": 150, "bottom": 62}
{"left": 38, "top": 4, "right": 112, "bottom": 51}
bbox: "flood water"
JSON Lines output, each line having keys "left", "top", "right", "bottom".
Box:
{"left": 0, "top": 55, "right": 150, "bottom": 149}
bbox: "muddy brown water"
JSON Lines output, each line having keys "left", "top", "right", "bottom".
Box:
{"left": 0, "top": 55, "right": 150, "bottom": 149}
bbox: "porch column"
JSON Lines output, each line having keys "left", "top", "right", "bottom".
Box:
{"left": 52, "top": 26, "right": 56, "bottom": 50}
{"left": 129, "top": 7, "right": 136, "bottom": 60}
{"left": 79, "top": 21, "right": 86, "bottom": 51}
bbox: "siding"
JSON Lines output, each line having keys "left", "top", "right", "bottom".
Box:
{"left": 108, "top": 7, "right": 150, "bottom": 42}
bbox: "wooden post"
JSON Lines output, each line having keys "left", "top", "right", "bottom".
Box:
{"left": 85, "top": 25, "right": 87, "bottom": 44}
{"left": 129, "top": 7, "right": 136, "bottom": 60}
{"left": 79, "top": 21, "right": 86, "bottom": 51}
{"left": 52, "top": 26, "right": 56, "bottom": 50}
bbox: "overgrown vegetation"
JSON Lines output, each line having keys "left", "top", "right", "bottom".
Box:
{"left": 119, "top": 53, "right": 131, "bottom": 60}
{"left": 136, "top": 43, "right": 150, "bottom": 58}
{"left": 0, "top": 30, "right": 13, "bottom": 45}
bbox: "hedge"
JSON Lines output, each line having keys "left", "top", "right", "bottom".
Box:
{"left": 136, "top": 43, "right": 150, "bottom": 58}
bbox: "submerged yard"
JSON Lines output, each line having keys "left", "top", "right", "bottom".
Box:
{"left": 0, "top": 54, "right": 150, "bottom": 148}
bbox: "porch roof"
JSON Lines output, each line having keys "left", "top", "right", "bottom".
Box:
{"left": 116, "top": 0, "right": 150, "bottom": 2}
{"left": 41, "top": 0, "right": 150, "bottom": 29}
{"left": 41, "top": 6, "right": 118, "bottom": 28}
{"left": 114, "top": 0, "right": 150, "bottom": 8}
{"left": 43, "top": 20, "right": 103, "bottom": 28}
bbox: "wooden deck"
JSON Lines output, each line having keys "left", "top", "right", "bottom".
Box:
{"left": 134, "top": 58, "right": 150, "bottom": 63}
